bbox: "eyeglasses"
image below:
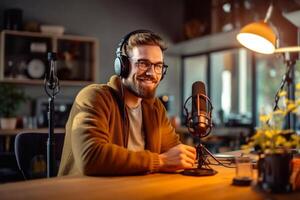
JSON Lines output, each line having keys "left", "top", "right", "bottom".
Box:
{"left": 131, "top": 59, "right": 168, "bottom": 74}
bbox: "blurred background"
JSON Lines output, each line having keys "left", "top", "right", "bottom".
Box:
{"left": 0, "top": 0, "right": 300, "bottom": 182}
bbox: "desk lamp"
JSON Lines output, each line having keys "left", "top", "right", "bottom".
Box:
{"left": 236, "top": 2, "right": 300, "bottom": 130}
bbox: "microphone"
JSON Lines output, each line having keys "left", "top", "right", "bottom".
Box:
{"left": 192, "top": 81, "right": 209, "bottom": 136}
{"left": 185, "top": 81, "right": 212, "bottom": 138}
{"left": 47, "top": 52, "right": 58, "bottom": 90}
{"left": 182, "top": 81, "right": 216, "bottom": 176}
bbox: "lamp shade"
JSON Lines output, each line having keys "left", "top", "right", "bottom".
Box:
{"left": 237, "top": 21, "right": 277, "bottom": 54}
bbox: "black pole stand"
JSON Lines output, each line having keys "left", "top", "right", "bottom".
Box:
{"left": 44, "top": 52, "right": 60, "bottom": 178}
{"left": 182, "top": 141, "right": 218, "bottom": 176}
{"left": 272, "top": 52, "right": 296, "bottom": 130}
{"left": 285, "top": 54, "right": 296, "bottom": 130}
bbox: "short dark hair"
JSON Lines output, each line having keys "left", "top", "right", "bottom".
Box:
{"left": 125, "top": 31, "right": 167, "bottom": 56}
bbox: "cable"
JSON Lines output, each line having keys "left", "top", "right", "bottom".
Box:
{"left": 199, "top": 144, "right": 236, "bottom": 168}
{"left": 19, "top": 169, "right": 27, "bottom": 180}
{"left": 183, "top": 93, "right": 235, "bottom": 171}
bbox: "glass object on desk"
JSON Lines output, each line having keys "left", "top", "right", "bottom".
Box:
{"left": 232, "top": 156, "right": 253, "bottom": 186}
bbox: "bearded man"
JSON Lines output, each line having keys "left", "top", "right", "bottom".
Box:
{"left": 58, "top": 30, "right": 196, "bottom": 176}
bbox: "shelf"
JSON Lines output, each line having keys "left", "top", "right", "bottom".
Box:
{"left": 0, "top": 30, "right": 98, "bottom": 84}
{"left": 168, "top": 29, "right": 240, "bottom": 56}
{"left": 2, "top": 30, "right": 98, "bottom": 42}
{"left": 0, "top": 78, "right": 93, "bottom": 86}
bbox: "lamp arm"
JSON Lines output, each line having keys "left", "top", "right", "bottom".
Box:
{"left": 274, "top": 46, "right": 300, "bottom": 53}
{"left": 264, "top": 2, "right": 274, "bottom": 23}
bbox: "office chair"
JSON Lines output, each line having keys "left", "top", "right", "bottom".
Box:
{"left": 14, "top": 132, "right": 65, "bottom": 180}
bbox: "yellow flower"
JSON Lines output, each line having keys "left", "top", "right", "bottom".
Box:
{"left": 275, "top": 136, "right": 286, "bottom": 146}
{"left": 287, "top": 102, "right": 297, "bottom": 112}
{"left": 278, "top": 91, "right": 287, "bottom": 97}
{"left": 272, "top": 109, "right": 285, "bottom": 116}
{"left": 296, "top": 83, "right": 300, "bottom": 90}
{"left": 264, "top": 141, "right": 271, "bottom": 148}
{"left": 244, "top": 82, "right": 300, "bottom": 153}
{"left": 259, "top": 114, "right": 270, "bottom": 123}
{"left": 265, "top": 130, "right": 274, "bottom": 138}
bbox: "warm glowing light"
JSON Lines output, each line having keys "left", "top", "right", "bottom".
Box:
{"left": 162, "top": 95, "right": 169, "bottom": 102}
{"left": 236, "top": 21, "right": 277, "bottom": 54}
{"left": 237, "top": 33, "right": 275, "bottom": 54}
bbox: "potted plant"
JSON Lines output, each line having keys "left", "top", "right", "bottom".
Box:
{"left": 243, "top": 88, "right": 300, "bottom": 193}
{"left": 0, "top": 83, "right": 27, "bottom": 129}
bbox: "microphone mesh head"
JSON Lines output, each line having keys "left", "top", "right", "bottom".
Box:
{"left": 192, "top": 81, "right": 209, "bottom": 136}
{"left": 192, "top": 81, "right": 206, "bottom": 113}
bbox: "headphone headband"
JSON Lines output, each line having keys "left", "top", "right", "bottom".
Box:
{"left": 115, "top": 29, "right": 154, "bottom": 57}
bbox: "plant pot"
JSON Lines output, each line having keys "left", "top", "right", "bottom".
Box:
{"left": 257, "top": 152, "right": 292, "bottom": 193}
{"left": 0, "top": 118, "right": 17, "bottom": 129}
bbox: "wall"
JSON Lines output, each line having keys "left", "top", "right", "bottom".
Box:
{"left": 0, "top": 0, "right": 184, "bottom": 82}
{"left": 0, "top": 0, "right": 184, "bottom": 117}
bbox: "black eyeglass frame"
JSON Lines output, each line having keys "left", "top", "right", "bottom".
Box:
{"left": 130, "top": 58, "right": 168, "bottom": 74}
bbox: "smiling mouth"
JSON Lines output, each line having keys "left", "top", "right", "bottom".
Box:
{"left": 137, "top": 77, "right": 157, "bottom": 85}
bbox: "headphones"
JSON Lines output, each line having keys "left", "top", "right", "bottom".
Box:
{"left": 114, "top": 30, "right": 167, "bottom": 80}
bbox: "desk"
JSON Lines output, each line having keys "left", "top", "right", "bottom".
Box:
{"left": 0, "top": 166, "right": 298, "bottom": 200}
{"left": 0, "top": 128, "right": 65, "bottom": 136}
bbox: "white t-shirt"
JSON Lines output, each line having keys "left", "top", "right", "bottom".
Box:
{"left": 126, "top": 104, "right": 145, "bottom": 151}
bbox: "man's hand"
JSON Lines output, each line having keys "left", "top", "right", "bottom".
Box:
{"left": 158, "top": 144, "right": 196, "bottom": 172}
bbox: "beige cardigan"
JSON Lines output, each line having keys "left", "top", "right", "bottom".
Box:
{"left": 58, "top": 75, "right": 180, "bottom": 176}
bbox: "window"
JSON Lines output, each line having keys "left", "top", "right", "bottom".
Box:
{"left": 255, "top": 54, "right": 286, "bottom": 126}
{"left": 183, "top": 55, "right": 208, "bottom": 103}
{"left": 210, "top": 48, "right": 252, "bottom": 126}
{"left": 182, "top": 48, "right": 252, "bottom": 127}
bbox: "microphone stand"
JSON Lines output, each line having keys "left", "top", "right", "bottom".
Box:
{"left": 44, "top": 52, "right": 60, "bottom": 178}
{"left": 182, "top": 94, "right": 217, "bottom": 176}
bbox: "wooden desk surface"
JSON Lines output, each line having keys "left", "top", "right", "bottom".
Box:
{"left": 0, "top": 128, "right": 65, "bottom": 136}
{"left": 0, "top": 166, "right": 299, "bottom": 200}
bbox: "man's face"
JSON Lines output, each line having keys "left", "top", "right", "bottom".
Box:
{"left": 123, "top": 45, "right": 163, "bottom": 99}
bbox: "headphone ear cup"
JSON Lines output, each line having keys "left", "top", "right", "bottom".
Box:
{"left": 114, "top": 55, "right": 130, "bottom": 78}
{"left": 114, "top": 57, "right": 122, "bottom": 77}
{"left": 120, "top": 55, "right": 130, "bottom": 78}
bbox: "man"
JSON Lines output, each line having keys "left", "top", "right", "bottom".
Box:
{"left": 58, "top": 30, "right": 196, "bottom": 176}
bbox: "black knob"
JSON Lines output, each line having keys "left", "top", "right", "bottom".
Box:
{"left": 47, "top": 52, "right": 57, "bottom": 61}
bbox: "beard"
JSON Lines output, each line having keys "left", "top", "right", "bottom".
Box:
{"left": 123, "top": 73, "right": 159, "bottom": 99}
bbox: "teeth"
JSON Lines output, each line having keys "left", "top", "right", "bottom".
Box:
{"left": 139, "top": 79, "right": 154, "bottom": 85}
{"left": 139, "top": 79, "right": 155, "bottom": 82}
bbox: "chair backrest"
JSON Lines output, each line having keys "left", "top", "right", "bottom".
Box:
{"left": 14, "top": 132, "right": 65, "bottom": 180}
